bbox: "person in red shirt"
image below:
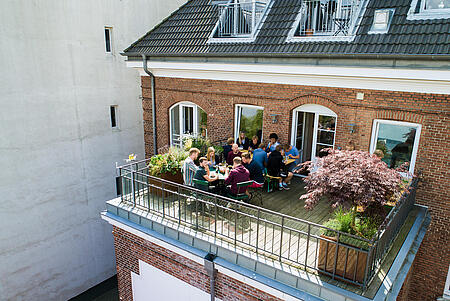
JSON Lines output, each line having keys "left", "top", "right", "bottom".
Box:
{"left": 224, "top": 157, "right": 250, "bottom": 196}
{"left": 226, "top": 143, "right": 242, "bottom": 165}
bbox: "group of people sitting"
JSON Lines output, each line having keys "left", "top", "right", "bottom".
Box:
{"left": 182, "top": 132, "right": 301, "bottom": 199}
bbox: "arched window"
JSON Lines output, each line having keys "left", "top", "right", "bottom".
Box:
{"left": 169, "top": 102, "right": 207, "bottom": 146}
{"left": 290, "top": 104, "right": 337, "bottom": 163}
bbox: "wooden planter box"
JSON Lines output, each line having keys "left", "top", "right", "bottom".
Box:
{"left": 148, "top": 170, "right": 183, "bottom": 197}
{"left": 318, "top": 235, "right": 370, "bottom": 284}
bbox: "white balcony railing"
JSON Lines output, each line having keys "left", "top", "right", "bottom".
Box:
{"left": 297, "top": 0, "right": 363, "bottom": 37}
{"left": 217, "top": 0, "right": 268, "bottom": 38}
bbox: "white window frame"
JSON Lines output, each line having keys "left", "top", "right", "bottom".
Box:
{"left": 369, "top": 119, "right": 422, "bottom": 176}
{"left": 290, "top": 104, "right": 337, "bottom": 162}
{"left": 234, "top": 104, "right": 264, "bottom": 141}
{"left": 104, "top": 26, "right": 113, "bottom": 54}
{"left": 444, "top": 265, "right": 450, "bottom": 298}
{"left": 421, "top": 0, "right": 450, "bottom": 13}
{"left": 110, "top": 105, "right": 119, "bottom": 129}
{"left": 407, "top": 0, "right": 450, "bottom": 20}
{"left": 169, "top": 102, "right": 206, "bottom": 146}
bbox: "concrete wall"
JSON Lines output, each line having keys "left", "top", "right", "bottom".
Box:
{"left": 0, "top": 0, "right": 186, "bottom": 300}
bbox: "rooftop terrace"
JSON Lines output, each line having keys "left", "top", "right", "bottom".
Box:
{"left": 103, "top": 157, "right": 429, "bottom": 300}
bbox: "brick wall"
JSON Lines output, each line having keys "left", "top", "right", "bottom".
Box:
{"left": 141, "top": 76, "right": 450, "bottom": 300}
{"left": 112, "top": 226, "right": 284, "bottom": 301}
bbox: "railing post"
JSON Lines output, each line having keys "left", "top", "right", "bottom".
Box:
{"left": 279, "top": 216, "right": 284, "bottom": 260}
{"left": 304, "top": 224, "right": 311, "bottom": 269}
{"left": 131, "top": 166, "right": 136, "bottom": 207}
{"left": 162, "top": 181, "right": 165, "bottom": 218}
{"left": 256, "top": 208, "right": 260, "bottom": 253}
{"left": 332, "top": 232, "right": 340, "bottom": 279}
{"left": 178, "top": 185, "right": 181, "bottom": 224}
{"left": 363, "top": 245, "right": 373, "bottom": 290}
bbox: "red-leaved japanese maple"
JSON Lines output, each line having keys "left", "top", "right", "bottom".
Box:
{"left": 300, "top": 149, "right": 402, "bottom": 216}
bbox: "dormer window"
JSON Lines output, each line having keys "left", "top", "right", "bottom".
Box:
{"left": 294, "top": 0, "right": 363, "bottom": 37}
{"left": 407, "top": 0, "right": 450, "bottom": 19}
{"left": 421, "top": 0, "right": 450, "bottom": 11}
{"left": 209, "top": 0, "right": 271, "bottom": 42}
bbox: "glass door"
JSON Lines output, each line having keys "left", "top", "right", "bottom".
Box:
{"left": 291, "top": 105, "right": 337, "bottom": 164}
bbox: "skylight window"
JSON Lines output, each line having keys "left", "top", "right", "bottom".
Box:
{"left": 369, "top": 9, "right": 395, "bottom": 34}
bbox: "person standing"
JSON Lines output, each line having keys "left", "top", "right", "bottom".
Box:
{"left": 182, "top": 148, "right": 200, "bottom": 186}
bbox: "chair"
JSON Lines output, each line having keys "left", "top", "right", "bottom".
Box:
{"left": 264, "top": 168, "right": 281, "bottom": 192}
{"left": 227, "top": 180, "right": 253, "bottom": 202}
{"left": 193, "top": 179, "right": 210, "bottom": 191}
{"left": 248, "top": 181, "right": 264, "bottom": 206}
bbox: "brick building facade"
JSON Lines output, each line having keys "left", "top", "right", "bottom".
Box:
{"left": 138, "top": 76, "right": 449, "bottom": 300}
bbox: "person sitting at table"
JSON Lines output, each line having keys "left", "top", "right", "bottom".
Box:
{"left": 284, "top": 144, "right": 300, "bottom": 172}
{"left": 224, "top": 157, "right": 250, "bottom": 197}
{"left": 226, "top": 143, "right": 242, "bottom": 165}
{"left": 182, "top": 148, "right": 200, "bottom": 186}
{"left": 248, "top": 135, "right": 259, "bottom": 151}
{"left": 193, "top": 157, "right": 218, "bottom": 191}
{"left": 252, "top": 143, "right": 267, "bottom": 169}
{"left": 236, "top": 131, "right": 250, "bottom": 150}
{"left": 267, "top": 145, "right": 293, "bottom": 190}
{"left": 266, "top": 133, "right": 280, "bottom": 153}
{"left": 206, "top": 147, "right": 220, "bottom": 168}
{"left": 242, "top": 153, "right": 264, "bottom": 189}
{"left": 222, "top": 138, "right": 234, "bottom": 162}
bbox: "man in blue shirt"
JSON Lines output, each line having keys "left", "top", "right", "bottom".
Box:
{"left": 252, "top": 143, "right": 268, "bottom": 170}
{"left": 284, "top": 144, "right": 300, "bottom": 172}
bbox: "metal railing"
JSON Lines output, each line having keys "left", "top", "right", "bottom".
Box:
{"left": 297, "top": 0, "right": 363, "bottom": 36}
{"left": 217, "top": 1, "right": 268, "bottom": 38}
{"left": 117, "top": 159, "right": 418, "bottom": 290}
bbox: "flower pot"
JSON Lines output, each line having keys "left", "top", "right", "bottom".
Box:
{"left": 304, "top": 29, "right": 314, "bottom": 36}
{"left": 148, "top": 170, "right": 183, "bottom": 197}
{"left": 318, "top": 235, "right": 371, "bottom": 284}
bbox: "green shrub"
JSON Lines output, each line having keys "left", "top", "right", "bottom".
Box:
{"left": 148, "top": 147, "right": 188, "bottom": 176}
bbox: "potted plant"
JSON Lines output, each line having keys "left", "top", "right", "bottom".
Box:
{"left": 147, "top": 147, "right": 187, "bottom": 196}
{"left": 300, "top": 149, "right": 403, "bottom": 283}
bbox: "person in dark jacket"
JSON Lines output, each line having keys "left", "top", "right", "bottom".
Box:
{"left": 267, "top": 145, "right": 293, "bottom": 190}
{"left": 222, "top": 138, "right": 234, "bottom": 162}
{"left": 224, "top": 157, "right": 250, "bottom": 196}
{"left": 236, "top": 132, "right": 250, "bottom": 150}
{"left": 242, "top": 153, "right": 264, "bottom": 186}
{"left": 248, "top": 135, "right": 259, "bottom": 151}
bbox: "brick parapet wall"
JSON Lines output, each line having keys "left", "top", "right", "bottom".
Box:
{"left": 112, "top": 226, "right": 284, "bottom": 301}
{"left": 141, "top": 76, "right": 450, "bottom": 300}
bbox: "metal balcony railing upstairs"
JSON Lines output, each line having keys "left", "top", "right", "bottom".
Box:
{"left": 217, "top": 1, "right": 268, "bottom": 37}
{"left": 297, "top": 0, "right": 364, "bottom": 36}
{"left": 117, "top": 158, "right": 418, "bottom": 290}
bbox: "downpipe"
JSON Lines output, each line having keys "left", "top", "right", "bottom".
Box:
{"left": 204, "top": 253, "right": 218, "bottom": 301}
{"left": 141, "top": 54, "right": 157, "bottom": 155}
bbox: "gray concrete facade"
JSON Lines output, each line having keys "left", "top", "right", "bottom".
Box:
{"left": 0, "top": 0, "right": 186, "bottom": 300}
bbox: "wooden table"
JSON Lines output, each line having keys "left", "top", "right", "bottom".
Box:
{"left": 283, "top": 158, "right": 296, "bottom": 165}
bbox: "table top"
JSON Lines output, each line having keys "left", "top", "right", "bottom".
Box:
{"left": 209, "top": 170, "right": 227, "bottom": 181}
{"left": 283, "top": 158, "right": 296, "bottom": 165}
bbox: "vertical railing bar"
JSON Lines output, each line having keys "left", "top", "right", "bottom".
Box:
{"left": 234, "top": 204, "right": 237, "bottom": 246}
{"left": 178, "top": 186, "right": 181, "bottom": 224}
{"left": 304, "top": 224, "right": 310, "bottom": 269}
{"left": 344, "top": 247, "right": 349, "bottom": 279}
{"left": 162, "top": 181, "right": 165, "bottom": 218}
{"left": 214, "top": 196, "right": 218, "bottom": 237}
{"left": 279, "top": 216, "right": 284, "bottom": 260}
{"left": 256, "top": 209, "right": 260, "bottom": 253}
{"left": 332, "top": 232, "right": 340, "bottom": 279}
{"left": 353, "top": 249, "right": 359, "bottom": 282}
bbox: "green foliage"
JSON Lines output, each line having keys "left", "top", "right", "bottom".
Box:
{"left": 148, "top": 147, "right": 188, "bottom": 176}
{"left": 183, "top": 136, "right": 223, "bottom": 157}
{"left": 322, "top": 207, "right": 380, "bottom": 250}
{"left": 239, "top": 109, "right": 263, "bottom": 139}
